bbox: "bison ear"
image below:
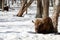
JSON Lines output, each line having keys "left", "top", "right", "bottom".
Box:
{"left": 32, "top": 20, "right": 35, "bottom": 23}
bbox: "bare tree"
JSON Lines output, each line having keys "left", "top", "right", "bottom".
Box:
{"left": 52, "top": 0, "right": 60, "bottom": 33}
{"left": 17, "top": 0, "right": 34, "bottom": 17}
{"left": 50, "top": 0, "right": 53, "bottom": 7}
{"left": 36, "top": 0, "right": 49, "bottom": 18}
{"left": 12, "top": 0, "right": 14, "bottom": 5}
{"left": 2, "top": 0, "right": 4, "bottom": 11}
{"left": 22, "top": 0, "right": 27, "bottom": 14}
{"left": 42, "top": 0, "right": 49, "bottom": 18}
{"left": 0, "top": 0, "right": 2, "bottom": 8}
{"left": 36, "top": 0, "right": 43, "bottom": 18}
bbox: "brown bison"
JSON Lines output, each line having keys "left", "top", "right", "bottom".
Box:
{"left": 32, "top": 17, "right": 55, "bottom": 33}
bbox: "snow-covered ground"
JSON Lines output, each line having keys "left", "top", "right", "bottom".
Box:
{"left": 0, "top": 1, "right": 60, "bottom": 40}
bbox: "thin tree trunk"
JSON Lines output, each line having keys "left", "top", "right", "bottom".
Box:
{"left": 42, "top": 0, "right": 49, "bottom": 18}
{"left": 50, "top": 0, "right": 53, "bottom": 7}
{"left": 17, "top": 0, "right": 34, "bottom": 17}
{"left": 2, "top": 0, "right": 4, "bottom": 11}
{"left": 52, "top": 0, "right": 59, "bottom": 33}
{"left": 26, "top": 0, "right": 28, "bottom": 14}
{"left": 12, "top": 0, "right": 14, "bottom": 5}
{"left": 20, "top": 0, "right": 22, "bottom": 6}
{"left": 14, "top": 0, "right": 16, "bottom": 3}
{"left": 22, "top": 0, "right": 27, "bottom": 14}
{"left": 36, "top": 0, "right": 43, "bottom": 18}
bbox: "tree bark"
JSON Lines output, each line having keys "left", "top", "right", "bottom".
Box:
{"left": 36, "top": 0, "right": 43, "bottom": 18}
{"left": 2, "top": 0, "right": 4, "bottom": 11}
{"left": 50, "top": 0, "right": 53, "bottom": 7}
{"left": 0, "top": 0, "right": 2, "bottom": 9}
{"left": 22, "top": 0, "right": 27, "bottom": 14}
{"left": 52, "top": 0, "right": 60, "bottom": 33}
{"left": 12, "top": 0, "right": 14, "bottom": 5}
{"left": 17, "top": 0, "right": 34, "bottom": 17}
{"left": 42, "top": 0, "right": 49, "bottom": 18}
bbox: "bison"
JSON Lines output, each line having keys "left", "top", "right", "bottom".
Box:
{"left": 32, "top": 17, "right": 55, "bottom": 34}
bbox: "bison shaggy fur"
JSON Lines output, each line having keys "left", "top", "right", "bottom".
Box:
{"left": 32, "top": 17, "right": 55, "bottom": 33}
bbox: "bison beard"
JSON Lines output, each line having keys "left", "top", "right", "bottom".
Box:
{"left": 33, "top": 17, "right": 55, "bottom": 34}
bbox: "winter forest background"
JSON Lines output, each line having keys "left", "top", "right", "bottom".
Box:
{"left": 0, "top": 0, "right": 60, "bottom": 40}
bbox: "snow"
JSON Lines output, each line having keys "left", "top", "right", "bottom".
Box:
{"left": 0, "top": 1, "right": 60, "bottom": 40}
